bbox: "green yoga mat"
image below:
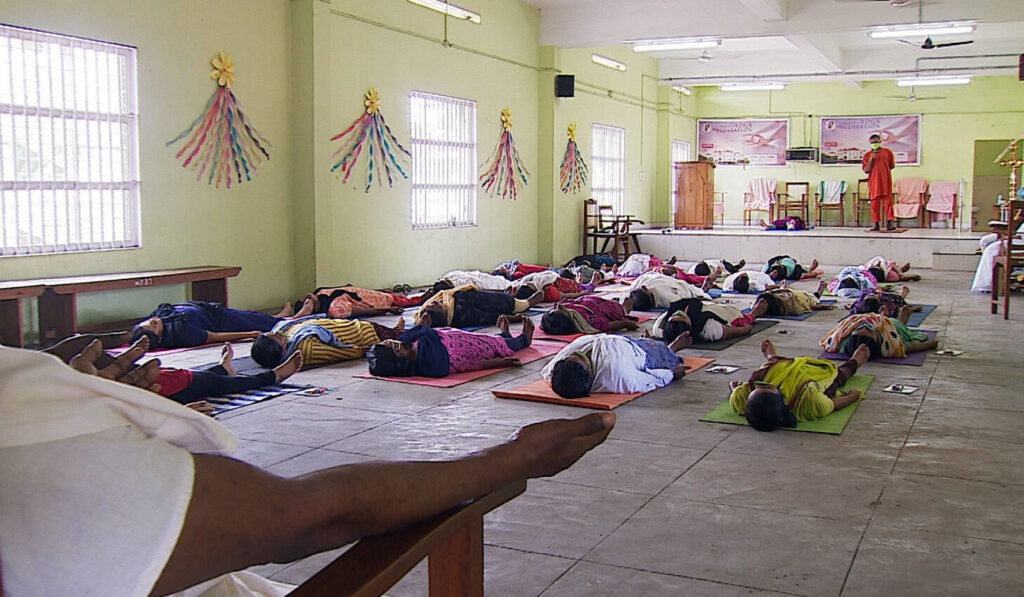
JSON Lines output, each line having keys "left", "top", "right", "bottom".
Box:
{"left": 700, "top": 374, "right": 875, "bottom": 435}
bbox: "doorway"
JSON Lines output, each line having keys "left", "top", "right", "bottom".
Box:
{"left": 973, "top": 140, "right": 1012, "bottom": 232}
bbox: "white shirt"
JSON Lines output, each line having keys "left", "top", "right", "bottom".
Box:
{"left": 628, "top": 272, "right": 709, "bottom": 308}
{"left": 512, "top": 270, "right": 560, "bottom": 292}
{"left": 722, "top": 271, "right": 774, "bottom": 293}
{"left": 442, "top": 269, "right": 512, "bottom": 291}
{"left": 651, "top": 302, "right": 744, "bottom": 342}
{"left": 616, "top": 253, "right": 653, "bottom": 276}
{"left": 686, "top": 259, "right": 724, "bottom": 275}
{"left": 540, "top": 334, "right": 675, "bottom": 394}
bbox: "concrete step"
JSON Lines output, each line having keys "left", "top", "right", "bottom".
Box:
{"left": 933, "top": 251, "right": 981, "bottom": 271}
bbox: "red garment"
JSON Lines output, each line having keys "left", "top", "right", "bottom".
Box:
{"left": 870, "top": 194, "right": 895, "bottom": 224}
{"left": 543, "top": 277, "right": 581, "bottom": 302}
{"left": 730, "top": 313, "right": 757, "bottom": 327}
{"left": 862, "top": 147, "right": 895, "bottom": 200}
{"left": 155, "top": 368, "right": 193, "bottom": 397}
{"left": 510, "top": 263, "right": 549, "bottom": 279}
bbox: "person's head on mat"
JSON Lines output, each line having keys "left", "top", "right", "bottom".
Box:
{"left": 856, "top": 295, "right": 882, "bottom": 315}
{"left": 421, "top": 280, "right": 454, "bottom": 303}
{"left": 550, "top": 352, "right": 594, "bottom": 398}
{"left": 366, "top": 340, "right": 417, "bottom": 377}
{"left": 839, "top": 277, "right": 860, "bottom": 290}
{"left": 129, "top": 317, "right": 163, "bottom": 347}
{"left": 756, "top": 291, "right": 783, "bottom": 315}
{"left": 628, "top": 287, "right": 656, "bottom": 311}
{"left": 250, "top": 331, "right": 288, "bottom": 367}
{"left": 743, "top": 382, "right": 798, "bottom": 432}
{"left": 732, "top": 273, "right": 751, "bottom": 294}
{"left": 766, "top": 264, "right": 787, "bottom": 281}
{"left": 417, "top": 305, "right": 449, "bottom": 328}
{"left": 693, "top": 261, "right": 712, "bottom": 277}
{"left": 541, "top": 308, "right": 576, "bottom": 335}
{"left": 660, "top": 312, "right": 691, "bottom": 344}
{"left": 867, "top": 266, "right": 887, "bottom": 284}
{"left": 841, "top": 330, "right": 881, "bottom": 358}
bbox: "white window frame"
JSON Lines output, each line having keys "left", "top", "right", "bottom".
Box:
{"left": 591, "top": 123, "right": 625, "bottom": 214}
{"left": 408, "top": 91, "right": 477, "bottom": 229}
{"left": 670, "top": 139, "right": 691, "bottom": 213}
{"left": 0, "top": 24, "right": 140, "bottom": 257}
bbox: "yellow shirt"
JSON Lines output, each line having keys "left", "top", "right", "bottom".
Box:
{"left": 729, "top": 357, "right": 838, "bottom": 422}
{"left": 280, "top": 318, "right": 380, "bottom": 365}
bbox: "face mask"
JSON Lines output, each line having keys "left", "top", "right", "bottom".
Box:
{"left": 870, "top": 142, "right": 881, "bottom": 150}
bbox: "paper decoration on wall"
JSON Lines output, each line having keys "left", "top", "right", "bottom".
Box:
{"left": 559, "top": 123, "right": 589, "bottom": 194}
{"left": 166, "top": 52, "right": 273, "bottom": 188}
{"left": 480, "top": 107, "right": 530, "bottom": 200}
{"left": 330, "top": 88, "right": 411, "bottom": 193}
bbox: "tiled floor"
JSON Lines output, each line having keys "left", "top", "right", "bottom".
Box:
{"left": 160, "top": 269, "right": 1024, "bottom": 596}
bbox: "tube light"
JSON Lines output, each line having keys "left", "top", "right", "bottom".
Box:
{"left": 592, "top": 54, "right": 627, "bottom": 71}
{"left": 868, "top": 21, "right": 975, "bottom": 39}
{"left": 719, "top": 82, "right": 785, "bottom": 91}
{"left": 632, "top": 38, "right": 722, "bottom": 52}
{"left": 407, "top": 0, "right": 481, "bottom": 24}
{"left": 896, "top": 76, "right": 971, "bottom": 87}
{"left": 672, "top": 85, "right": 692, "bottom": 96}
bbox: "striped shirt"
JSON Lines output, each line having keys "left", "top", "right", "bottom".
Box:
{"left": 281, "top": 318, "right": 381, "bottom": 365}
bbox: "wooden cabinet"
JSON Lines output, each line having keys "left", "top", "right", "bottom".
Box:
{"left": 674, "top": 161, "right": 715, "bottom": 229}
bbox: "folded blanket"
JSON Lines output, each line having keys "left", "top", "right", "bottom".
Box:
{"left": 893, "top": 177, "right": 928, "bottom": 219}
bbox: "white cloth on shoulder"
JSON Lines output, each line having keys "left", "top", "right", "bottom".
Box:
{"left": 540, "top": 334, "right": 674, "bottom": 394}
{"left": 722, "top": 270, "right": 774, "bottom": 293}
{"left": 512, "top": 269, "right": 560, "bottom": 292}
{"left": 628, "top": 272, "right": 709, "bottom": 307}
{"left": 442, "top": 270, "right": 512, "bottom": 291}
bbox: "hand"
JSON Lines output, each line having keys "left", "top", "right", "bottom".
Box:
{"left": 69, "top": 338, "right": 162, "bottom": 392}
{"left": 503, "top": 357, "right": 523, "bottom": 367}
{"left": 508, "top": 414, "right": 615, "bottom": 479}
{"left": 245, "top": 331, "right": 262, "bottom": 339}
{"left": 389, "top": 307, "right": 405, "bottom": 315}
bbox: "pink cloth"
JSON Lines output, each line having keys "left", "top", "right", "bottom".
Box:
{"left": 863, "top": 256, "right": 900, "bottom": 282}
{"left": 745, "top": 178, "right": 777, "bottom": 210}
{"left": 893, "top": 178, "right": 929, "bottom": 219}
{"left": 436, "top": 329, "right": 513, "bottom": 373}
{"left": 926, "top": 181, "right": 958, "bottom": 220}
{"left": 561, "top": 296, "right": 628, "bottom": 332}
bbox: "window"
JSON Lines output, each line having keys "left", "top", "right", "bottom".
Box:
{"left": 670, "top": 139, "right": 691, "bottom": 210}
{"left": 0, "top": 24, "right": 140, "bottom": 256}
{"left": 409, "top": 91, "right": 476, "bottom": 228}
{"left": 591, "top": 123, "right": 625, "bottom": 213}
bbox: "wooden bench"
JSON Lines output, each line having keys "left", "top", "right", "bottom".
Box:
{"left": 0, "top": 266, "right": 240, "bottom": 347}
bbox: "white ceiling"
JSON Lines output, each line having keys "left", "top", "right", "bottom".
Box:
{"left": 520, "top": 0, "right": 1024, "bottom": 86}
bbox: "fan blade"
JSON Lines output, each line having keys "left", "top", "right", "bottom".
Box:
{"left": 934, "top": 40, "right": 974, "bottom": 48}
{"left": 897, "top": 39, "right": 921, "bottom": 47}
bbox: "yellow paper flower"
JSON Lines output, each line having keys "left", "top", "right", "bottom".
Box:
{"left": 501, "top": 107, "right": 512, "bottom": 130}
{"left": 364, "top": 88, "right": 380, "bottom": 115}
{"left": 567, "top": 122, "right": 577, "bottom": 142}
{"left": 209, "top": 51, "right": 235, "bottom": 87}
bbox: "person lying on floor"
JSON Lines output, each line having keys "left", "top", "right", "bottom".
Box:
{"left": 649, "top": 296, "right": 769, "bottom": 344}
{"left": 729, "top": 338, "right": 869, "bottom": 432}
{"left": 760, "top": 216, "right": 806, "bottom": 231}
{"left": 762, "top": 255, "right": 820, "bottom": 282}
{"left": 563, "top": 253, "right": 616, "bottom": 270}
{"left": 850, "top": 286, "right": 919, "bottom": 318}
{"left": 493, "top": 260, "right": 553, "bottom": 280}
{"left": 688, "top": 258, "right": 745, "bottom": 277}
{"left": 130, "top": 298, "right": 317, "bottom": 349}
{"left": 627, "top": 271, "right": 712, "bottom": 311}
{"left": 820, "top": 309, "right": 939, "bottom": 359}
{"left": 652, "top": 262, "right": 721, "bottom": 287}
{"left": 416, "top": 284, "right": 543, "bottom": 329}
{"left": 513, "top": 269, "right": 590, "bottom": 302}
{"left": 295, "top": 285, "right": 421, "bottom": 319}
{"left": 564, "top": 261, "right": 610, "bottom": 286}
{"left": 614, "top": 253, "right": 668, "bottom": 277}
{"left": 827, "top": 266, "right": 879, "bottom": 299}
{"left": 757, "top": 281, "right": 832, "bottom": 316}
{"left": 438, "top": 269, "right": 514, "bottom": 291}
{"left": 366, "top": 316, "right": 535, "bottom": 378}
{"left": 0, "top": 344, "right": 614, "bottom": 597}
{"left": 541, "top": 333, "right": 689, "bottom": 398}
{"left": 540, "top": 295, "right": 640, "bottom": 335}
{"left": 43, "top": 333, "right": 303, "bottom": 415}
{"left": 861, "top": 255, "right": 921, "bottom": 283}
{"left": 250, "top": 315, "right": 406, "bottom": 368}
{"left": 721, "top": 270, "right": 778, "bottom": 294}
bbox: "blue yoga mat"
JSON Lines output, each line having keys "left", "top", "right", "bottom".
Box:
{"left": 906, "top": 305, "right": 936, "bottom": 327}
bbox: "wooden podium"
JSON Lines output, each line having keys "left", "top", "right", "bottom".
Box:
{"left": 674, "top": 161, "right": 715, "bottom": 229}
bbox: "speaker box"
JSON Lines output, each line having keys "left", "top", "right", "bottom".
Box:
{"left": 555, "top": 74, "right": 575, "bottom": 98}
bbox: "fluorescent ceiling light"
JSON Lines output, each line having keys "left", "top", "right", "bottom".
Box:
{"left": 868, "top": 21, "right": 974, "bottom": 39}
{"left": 407, "top": 0, "right": 480, "bottom": 24}
{"left": 896, "top": 76, "right": 971, "bottom": 87}
{"left": 719, "top": 82, "right": 785, "bottom": 91}
{"left": 632, "top": 38, "right": 721, "bottom": 52}
{"left": 592, "top": 54, "right": 626, "bottom": 71}
{"left": 672, "top": 85, "right": 692, "bottom": 96}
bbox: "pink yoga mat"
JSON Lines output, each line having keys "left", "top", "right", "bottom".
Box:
{"left": 354, "top": 340, "right": 565, "bottom": 388}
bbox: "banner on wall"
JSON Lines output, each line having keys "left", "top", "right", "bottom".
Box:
{"left": 819, "top": 115, "right": 921, "bottom": 166}
{"left": 696, "top": 119, "right": 789, "bottom": 166}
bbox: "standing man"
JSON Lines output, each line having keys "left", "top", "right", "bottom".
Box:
{"left": 862, "top": 133, "right": 896, "bottom": 231}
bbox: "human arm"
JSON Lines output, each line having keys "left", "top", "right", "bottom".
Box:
{"left": 204, "top": 331, "right": 261, "bottom": 344}
{"left": 606, "top": 320, "right": 640, "bottom": 331}
{"left": 831, "top": 389, "right": 861, "bottom": 411}
{"left": 151, "top": 413, "right": 616, "bottom": 594}
{"left": 862, "top": 150, "right": 875, "bottom": 174}
{"left": 556, "top": 291, "right": 588, "bottom": 300}
{"left": 906, "top": 339, "right": 939, "bottom": 353}
{"left": 350, "top": 305, "right": 405, "bottom": 317}
{"left": 480, "top": 356, "right": 522, "bottom": 369}
{"left": 721, "top": 324, "right": 753, "bottom": 340}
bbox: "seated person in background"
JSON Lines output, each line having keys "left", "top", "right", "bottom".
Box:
{"left": 627, "top": 271, "right": 711, "bottom": 311}
{"left": 760, "top": 216, "right": 807, "bottom": 231}
{"left": 130, "top": 299, "right": 316, "bottom": 349}
{"left": 493, "top": 260, "right": 552, "bottom": 280}
{"left": 541, "top": 333, "right": 688, "bottom": 398}
{"left": 513, "top": 269, "right": 589, "bottom": 302}
{"left": 762, "top": 255, "right": 820, "bottom": 282}
{"left": 820, "top": 309, "right": 939, "bottom": 359}
{"left": 827, "top": 266, "right": 878, "bottom": 299}
{"left": 688, "top": 258, "right": 745, "bottom": 276}
{"left": 862, "top": 256, "right": 921, "bottom": 283}
{"left": 757, "top": 281, "right": 831, "bottom": 316}
{"left": 366, "top": 316, "right": 534, "bottom": 378}
{"left": 650, "top": 296, "right": 768, "bottom": 344}
{"left": 0, "top": 344, "right": 614, "bottom": 596}
{"left": 971, "top": 207, "right": 1024, "bottom": 293}
{"left": 297, "top": 285, "right": 421, "bottom": 319}
{"left": 416, "top": 284, "right": 542, "bottom": 329}
{"left": 439, "top": 269, "right": 513, "bottom": 291}
{"left": 850, "top": 286, "right": 916, "bottom": 318}
{"left": 729, "top": 339, "right": 869, "bottom": 432}
{"left": 250, "top": 315, "right": 406, "bottom": 368}
{"left": 540, "top": 295, "right": 639, "bottom": 335}
{"left": 721, "top": 270, "right": 777, "bottom": 294}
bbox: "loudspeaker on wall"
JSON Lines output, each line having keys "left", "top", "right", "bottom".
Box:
{"left": 555, "top": 74, "right": 575, "bottom": 98}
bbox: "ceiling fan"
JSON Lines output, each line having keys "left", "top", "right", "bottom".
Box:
{"left": 886, "top": 87, "right": 946, "bottom": 101}
{"left": 898, "top": 36, "right": 973, "bottom": 49}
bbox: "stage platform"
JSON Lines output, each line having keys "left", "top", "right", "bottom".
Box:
{"left": 635, "top": 225, "right": 983, "bottom": 269}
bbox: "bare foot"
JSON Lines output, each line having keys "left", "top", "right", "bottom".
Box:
{"left": 900, "top": 286, "right": 910, "bottom": 298}
{"left": 186, "top": 401, "right": 216, "bottom": 416}
{"left": 851, "top": 343, "right": 870, "bottom": 367}
{"left": 623, "top": 297, "right": 634, "bottom": 313}
{"left": 781, "top": 279, "right": 790, "bottom": 289}
{"left": 668, "top": 331, "right": 692, "bottom": 352}
{"left": 274, "top": 351, "right": 303, "bottom": 382}
{"left": 761, "top": 338, "right": 777, "bottom": 358}
{"left": 759, "top": 219, "right": 770, "bottom": 229}
{"left": 816, "top": 280, "right": 827, "bottom": 296}
{"left": 898, "top": 305, "right": 912, "bottom": 323}
{"left": 667, "top": 256, "right": 678, "bottom": 265}
{"left": 274, "top": 301, "right": 294, "bottom": 318}
{"left": 219, "top": 343, "right": 237, "bottom": 375}
{"left": 394, "top": 317, "right": 406, "bottom": 333}
{"left": 293, "top": 297, "right": 316, "bottom": 318}
{"left": 521, "top": 317, "right": 535, "bottom": 345}
{"left": 809, "top": 259, "right": 819, "bottom": 271}
{"left": 900, "top": 262, "right": 911, "bottom": 273}
{"left": 701, "top": 273, "right": 716, "bottom": 292}
{"left": 497, "top": 314, "right": 512, "bottom": 335}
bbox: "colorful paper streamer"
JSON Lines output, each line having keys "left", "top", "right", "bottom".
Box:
{"left": 480, "top": 107, "right": 530, "bottom": 200}
{"left": 560, "top": 123, "right": 589, "bottom": 194}
{"left": 330, "top": 88, "right": 411, "bottom": 193}
{"left": 167, "top": 52, "right": 272, "bottom": 188}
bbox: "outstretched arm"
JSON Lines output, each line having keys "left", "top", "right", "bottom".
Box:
{"left": 204, "top": 331, "right": 261, "bottom": 344}
{"left": 152, "top": 413, "right": 615, "bottom": 594}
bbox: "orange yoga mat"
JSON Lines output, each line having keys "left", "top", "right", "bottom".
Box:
{"left": 354, "top": 340, "right": 565, "bottom": 388}
{"left": 531, "top": 314, "right": 653, "bottom": 343}
{"left": 492, "top": 356, "right": 715, "bottom": 410}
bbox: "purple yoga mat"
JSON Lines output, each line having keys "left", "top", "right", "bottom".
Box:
{"left": 818, "top": 330, "right": 937, "bottom": 367}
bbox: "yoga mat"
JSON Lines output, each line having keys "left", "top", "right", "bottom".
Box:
{"left": 694, "top": 319, "right": 778, "bottom": 351}
{"left": 756, "top": 299, "right": 837, "bottom": 321}
{"left": 906, "top": 305, "right": 936, "bottom": 327}
{"left": 354, "top": 340, "right": 565, "bottom": 388}
{"left": 493, "top": 356, "right": 716, "bottom": 410}
{"left": 209, "top": 383, "right": 310, "bottom": 416}
{"left": 818, "top": 330, "right": 936, "bottom": 366}
{"left": 700, "top": 374, "right": 875, "bottom": 435}
{"left": 198, "top": 355, "right": 335, "bottom": 376}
